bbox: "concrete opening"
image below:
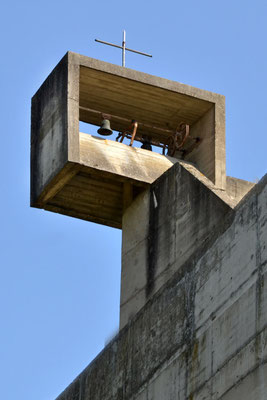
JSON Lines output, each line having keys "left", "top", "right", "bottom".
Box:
{"left": 78, "top": 64, "right": 219, "bottom": 173}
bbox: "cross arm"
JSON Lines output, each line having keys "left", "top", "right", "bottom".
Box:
{"left": 95, "top": 39, "right": 152, "bottom": 57}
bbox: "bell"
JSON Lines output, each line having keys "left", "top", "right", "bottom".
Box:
{"left": 97, "top": 119, "right": 113, "bottom": 136}
{"left": 141, "top": 136, "right": 152, "bottom": 151}
{"left": 141, "top": 142, "right": 152, "bottom": 151}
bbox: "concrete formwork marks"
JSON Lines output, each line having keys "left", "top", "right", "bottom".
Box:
{"left": 55, "top": 168, "right": 267, "bottom": 400}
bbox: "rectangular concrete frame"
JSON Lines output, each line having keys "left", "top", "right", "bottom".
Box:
{"left": 31, "top": 51, "right": 226, "bottom": 228}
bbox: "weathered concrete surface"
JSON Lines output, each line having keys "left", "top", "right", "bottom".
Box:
{"left": 31, "top": 51, "right": 227, "bottom": 226}
{"left": 78, "top": 54, "right": 226, "bottom": 188}
{"left": 41, "top": 135, "right": 181, "bottom": 230}
{"left": 31, "top": 53, "right": 69, "bottom": 206}
{"left": 120, "top": 165, "right": 255, "bottom": 328}
{"left": 79, "top": 133, "right": 179, "bottom": 185}
{"left": 55, "top": 165, "right": 267, "bottom": 400}
{"left": 31, "top": 52, "right": 80, "bottom": 207}
{"left": 226, "top": 176, "right": 255, "bottom": 206}
{"left": 120, "top": 162, "right": 232, "bottom": 329}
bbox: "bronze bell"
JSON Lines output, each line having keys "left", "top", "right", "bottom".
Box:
{"left": 97, "top": 119, "right": 113, "bottom": 136}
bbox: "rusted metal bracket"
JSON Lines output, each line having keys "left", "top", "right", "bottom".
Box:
{"left": 116, "top": 120, "right": 138, "bottom": 145}
{"left": 163, "top": 123, "right": 189, "bottom": 157}
{"left": 162, "top": 123, "right": 201, "bottom": 157}
{"left": 115, "top": 120, "right": 201, "bottom": 158}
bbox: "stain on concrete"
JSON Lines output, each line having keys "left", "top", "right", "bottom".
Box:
{"left": 146, "top": 186, "right": 159, "bottom": 297}
{"left": 55, "top": 170, "right": 267, "bottom": 400}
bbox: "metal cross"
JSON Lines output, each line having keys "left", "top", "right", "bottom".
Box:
{"left": 95, "top": 30, "right": 152, "bottom": 67}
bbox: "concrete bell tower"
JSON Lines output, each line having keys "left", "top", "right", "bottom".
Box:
{"left": 31, "top": 52, "right": 267, "bottom": 400}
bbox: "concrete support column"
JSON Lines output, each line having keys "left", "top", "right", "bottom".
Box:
{"left": 120, "top": 162, "right": 232, "bottom": 329}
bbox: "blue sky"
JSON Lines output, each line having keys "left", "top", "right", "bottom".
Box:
{"left": 1, "top": 1, "right": 267, "bottom": 399}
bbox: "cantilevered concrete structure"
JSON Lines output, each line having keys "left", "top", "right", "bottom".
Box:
{"left": 31, "top": 52, "right": 228, "bottom": 228}
{"left": 31, "top": 52, "right": 266, "bottom": 400}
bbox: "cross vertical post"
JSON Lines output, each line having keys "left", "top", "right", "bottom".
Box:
{"left": 122, "top": 30, "right": 126, "bottom": 67}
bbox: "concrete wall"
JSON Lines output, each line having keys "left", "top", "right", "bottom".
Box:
{"left": 226, "top": 176, "right": 255, "bottom": 206}
{"left": 31, "top": 52, "right": 79, "bottom": 207}
{"left": 120, "top": 166, "right": 256, "bottom": 329}
{"left": 55, "top": 165, "right": 267, "bottom": 400}
{"left": 120, "top": 162, "right": 231, "bottom": 329}
{"left": 187, "top": 103, "right": 226, "bottom": 190}
{"left": 31, "top": 54, "right": 69, "bottom": 205}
